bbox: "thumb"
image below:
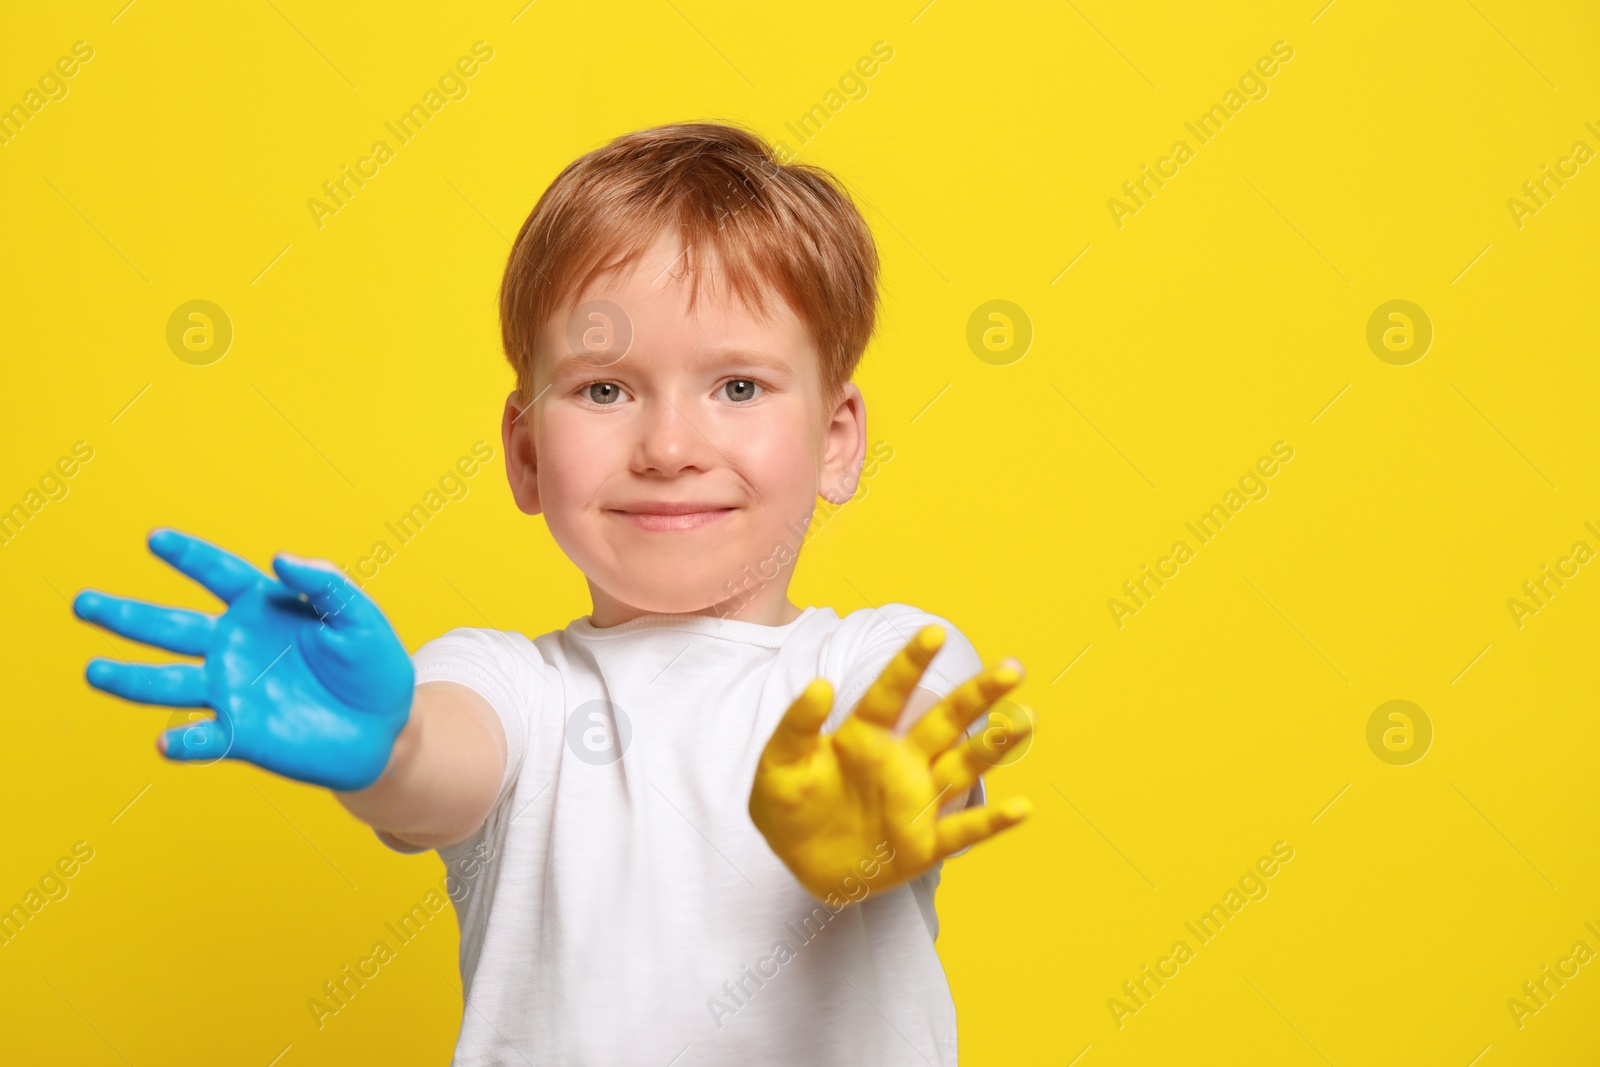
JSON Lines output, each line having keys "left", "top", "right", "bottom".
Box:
{"left": 272, "top": 553, "right": 378, "bottom": 630}
{"left": 762, "top": 678, "right": 833, "bottom": 766}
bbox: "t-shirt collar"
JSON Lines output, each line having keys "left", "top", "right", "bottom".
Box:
{"left": 568, "top": 605, "right": 822, "bottom": 648}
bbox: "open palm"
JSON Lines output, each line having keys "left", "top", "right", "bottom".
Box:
{"left": 748, "top": 625, "right": 1034, "bottom": 902}
{"left": 73, "top": 528, "right": 414, "bottom": 791}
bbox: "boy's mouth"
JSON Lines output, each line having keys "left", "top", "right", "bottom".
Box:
{"left": 609, "top": 502, "right": 738, "bottom": 532}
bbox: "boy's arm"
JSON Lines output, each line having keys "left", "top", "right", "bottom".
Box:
{"left": 334, "top": 681, "right": 507, "bottom": 850}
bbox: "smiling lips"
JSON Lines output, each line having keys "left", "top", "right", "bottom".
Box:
{"left": 610, "top": 502, "right": 738, "bottom": 532}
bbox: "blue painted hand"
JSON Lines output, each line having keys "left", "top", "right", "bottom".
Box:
{"left": 73, "top": 529, "right": 414, "bottom": 791}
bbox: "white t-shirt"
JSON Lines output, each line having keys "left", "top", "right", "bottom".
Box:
{"left": 377, "top": 603, "right": 992, "bottom": 1066}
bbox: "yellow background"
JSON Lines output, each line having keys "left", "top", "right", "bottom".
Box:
{"left": 2, "top": 0, "right": 1597, "bottom": 1063}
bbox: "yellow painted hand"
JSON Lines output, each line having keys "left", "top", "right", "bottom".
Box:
{"left": 748, "top": 624, "right": 1035, "bottom": 903}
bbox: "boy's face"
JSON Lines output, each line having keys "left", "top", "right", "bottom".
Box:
{"left": 502, "top": 231, "right": 867, "bottom": 626}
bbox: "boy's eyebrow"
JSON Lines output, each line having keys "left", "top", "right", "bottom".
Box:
{"left": 695, "top": 347, "right": 795, "bottom": 375}
{"left": 545, "top": 347, "right": 795, "bottom": 379}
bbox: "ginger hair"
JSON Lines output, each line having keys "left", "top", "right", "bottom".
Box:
{"left": 498, "top": 121, "right": 880, "bottom": 411}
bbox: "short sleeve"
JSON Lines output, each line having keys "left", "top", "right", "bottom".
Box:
{"left": 832, "top": 604, "right": 993, "bottom": 827}
{"left": 372, "top": 627, "right": 547, "bottom": 854}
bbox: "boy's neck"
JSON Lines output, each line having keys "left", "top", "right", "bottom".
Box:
{"left": 586, "top": 581, "right": 805, "bottom": 630}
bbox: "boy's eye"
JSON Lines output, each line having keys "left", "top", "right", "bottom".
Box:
{"left": 578, "top": 379, "right": 762, "bottom": 405}
{"left": 585, "top": 382, "right": 627, "bottom": 405}
{"left": 723, "top": 379, "right": 761, "bottom": 403}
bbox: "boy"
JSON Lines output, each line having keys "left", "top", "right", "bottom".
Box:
{"left": 72, "top": 121, "right": 1034, "bottom": 1065}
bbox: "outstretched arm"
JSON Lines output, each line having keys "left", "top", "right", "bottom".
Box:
{"left": 73, "top": 528, "right": 507, "bottom": 849}
{"left": 334, "top": 680, "right": 506, "bottom": 849}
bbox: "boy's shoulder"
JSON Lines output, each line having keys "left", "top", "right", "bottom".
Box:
{"left": 833, "top": 600, "right": 964, "bottom": 636}
{"left": 827, "top": 601, "right": 986, "bottom": 710}
{"left": 412, "top": 624, "right": 550, "bottom": 668}
{"left": 835, "top": 600, "right": 981, "bottom": 654}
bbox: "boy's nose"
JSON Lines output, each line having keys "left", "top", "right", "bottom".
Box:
{"left": 631, "top": 397, "right": 718, "bottom": 475}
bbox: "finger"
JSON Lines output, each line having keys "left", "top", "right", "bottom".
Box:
{"left": 85, "top": 659, "right": 208, "bottom": 707}
{"left": 907, "top": 657, "right": 1024, "bottom": 759}
{"left": 148, "top": 528, "right": 268, "bottom": 605}
{"left": 73, "top": 590, "right": 215, "bottom": 656}
{"left": 934, "top": 796, "right": 1033, "bottom": 859}
{"left": 761, "top": 678, "right": 833, "bottom": 766}
{"left": 272, "top": 553, "right": 377, "bottom": 629}
{"left": 930, "top": 712, "right": 1034, "bottom": 797}
{"left": 848, "top": 625, "right": 945, "bottom": 730}
{"left": 159, "top": 714, "right": 234, "bottom": 762}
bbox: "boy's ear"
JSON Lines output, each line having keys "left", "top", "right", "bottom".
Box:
{"left": 819, "top": 382, "right": 867, "bottom": 505}
{"left": 501, "top": 390, "right": 542, "bottom": 516}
